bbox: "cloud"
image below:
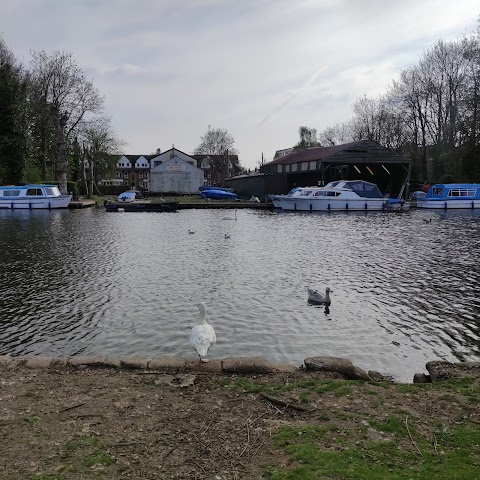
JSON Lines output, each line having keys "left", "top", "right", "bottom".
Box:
{"left": 1, "top": 0, "right": 479, "bottom": 168}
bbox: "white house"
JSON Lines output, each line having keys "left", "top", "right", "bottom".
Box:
{"left": 150, "top": 148, "right": 204, "bottom": 194}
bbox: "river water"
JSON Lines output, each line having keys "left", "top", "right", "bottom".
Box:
{"left": 0, "top": 207, "right": 479, "bottom": 382}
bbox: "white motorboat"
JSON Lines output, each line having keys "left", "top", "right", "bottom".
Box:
{"left": 271, "top": 180, "right": 389, "bottom": 212}
{"left": 0, "top": 184, "right": 71, "bottom": 209}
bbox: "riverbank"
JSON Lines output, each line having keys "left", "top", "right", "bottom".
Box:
{"left": 1, "top": 355, "right": 479, "bottom": 480}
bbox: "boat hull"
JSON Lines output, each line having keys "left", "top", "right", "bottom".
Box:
{"left": 272, "top": 197, "right": 387, "bottom": 211}
{"left": 0, "top": 197, "right": 72, "bottom": 209}
{"left": 416, "top": 200, "right": 480, "bottom": 209}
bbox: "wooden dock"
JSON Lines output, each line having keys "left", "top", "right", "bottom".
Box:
{"left": 176, "top": 202, "right": 274, "bottom": 210}
{"left": 68, "top": 199, "right": 274, "bottom": 210}
{"left": 68, "top": 199, "right": 97, "bottom": 209}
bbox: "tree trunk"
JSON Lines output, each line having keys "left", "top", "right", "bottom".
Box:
{"left": 55, "top": 112, "right": 69, "bottom": 194}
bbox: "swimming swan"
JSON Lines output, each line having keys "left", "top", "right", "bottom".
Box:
{"left": 190, "top": 302, "right": 216, "bottom": 363}
{"left": 307, "top": 287, "right": 332, "bottom": 305}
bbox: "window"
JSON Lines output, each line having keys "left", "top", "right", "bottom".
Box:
{"left": 2, "top": 190, "right": 21, "bottom": 196}
{"left": 291, "top": 164, "right": 297, "bottom": 172}
{"left": 301, "top": 162, "right": 308, "bottom": 171}
{"left": 448, "top": 188, "right": 476, "bottom": 197}
{"left": 285, "top": 165, "right": 290, "bottom": 172}
{"left": 309, "top": 161, "right": 316, "bottom": 170}
{"left": 26, "top": 188, "right": 43, "bottom": 196}
{"left": 299, "top": 190, "right": 313, "bottom": 197}
{"left": 139, "top": 172, "right": 143, "bottom": 178}
{"left": 117, "top": 172, "right": 121, "bottom": 177}
{"left": 277, "top": 165, "right": 282, "bottom": 173}
{"left": 124, "top": 172, "right": 128, "bottom": 178}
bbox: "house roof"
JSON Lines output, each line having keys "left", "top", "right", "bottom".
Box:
{"left": 264, "top": 140, "right": 410, "bottom": 166}
{"left": 192, "top": 154, "right": 239, "bottom": 162}
{"left": 121, "top": 154, "right": 158, "bottom": 161}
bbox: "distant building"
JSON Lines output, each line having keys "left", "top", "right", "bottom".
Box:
{"left": 192, "top": 153, "right": 241, "bottom": 185}
{"left": 114, "top": 154, "right": 155, "bottom": 190}
{"left": 273, "top": 147, "right": 294, "bottom": 160}
{"left": 226, "top": 140, "right": 412, "bottom": 200}
{"left": 149, "top": 148, "right": 204, "bottom": 194}
{"left": 110, "top": 146, "right": 243, "bottom": 193}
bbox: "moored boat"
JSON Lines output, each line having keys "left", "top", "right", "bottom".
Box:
{"left": 271, "top": 180, "right": 390, "bottom": 212}
{"left": 200, "top": 189, "right": 238, "bottom": 200}
{"left": 415, "top": 183, "right": 480, "bottom": 209}
{"left": 0, "top": 184, "right": 72, "bottom": 209}
{"left": 104, "top": 200, "right": 179, "bottom": 212}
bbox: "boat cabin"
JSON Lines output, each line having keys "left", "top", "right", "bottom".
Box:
{"left": 425, "top": 184, "right": 480, "bottom": 199}
{"left": 0, "top": 185, "right": 63, "bottom": 198}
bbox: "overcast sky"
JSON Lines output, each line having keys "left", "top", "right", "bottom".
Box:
{"left": 1, "top": 1, "right": 479, "bottom": 169}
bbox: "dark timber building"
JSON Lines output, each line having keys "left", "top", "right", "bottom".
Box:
{"left": 226, "top": 140, "right": 412, "bottom": 201}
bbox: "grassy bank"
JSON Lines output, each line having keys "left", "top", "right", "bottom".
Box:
{"left": 1, "top": 366, "right": 478, "bottom": 480}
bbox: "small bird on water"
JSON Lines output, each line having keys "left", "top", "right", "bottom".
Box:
{"left": 307, "top": 287, "right": 332, "bottom": 306}
{"left": 190, "top": 302, "right": 216, "bottom": 363}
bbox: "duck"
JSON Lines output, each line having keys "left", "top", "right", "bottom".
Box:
{"left": 190, "top": 302, "right": 216, "bottom": 363}
{"left": 224, "top": 234, "right": 231, "bottom": 239}
{"left": 188, "top": 229, "right": 195, "bottom": 234}
{"left": 307, "top": 287, "right": 332, "bottom": 305}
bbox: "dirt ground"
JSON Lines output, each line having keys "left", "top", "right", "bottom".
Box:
{"left": 0, "top": 365, "right": 478, "bottom": 480}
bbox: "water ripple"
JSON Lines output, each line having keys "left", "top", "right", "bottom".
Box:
{"left": 0, "top": 208, "right": 479, "bottom": 381}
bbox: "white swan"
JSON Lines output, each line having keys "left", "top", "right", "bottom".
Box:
{"left": 222, "top": 210, "right": 237, "bottom": 221}
{"left": 190, "top": 302, "right": 216, "bottom": 363}
{"left": 307, "top": 287, "right": 332, "bottom": 305}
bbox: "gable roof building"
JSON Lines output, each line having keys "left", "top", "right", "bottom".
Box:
{"left": 261, "top": 139, "right": 412, "bottom": 198}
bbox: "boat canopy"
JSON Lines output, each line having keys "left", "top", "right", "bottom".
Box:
{"left": 341, "top": 180, "right": 383, "bottom": 198}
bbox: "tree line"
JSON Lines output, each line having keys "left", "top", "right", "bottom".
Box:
{"left": 295, "top": 18, "right": 480, "bottom": 183}
{"left": 0, "top": 36, "right": 122, "bottom": 197}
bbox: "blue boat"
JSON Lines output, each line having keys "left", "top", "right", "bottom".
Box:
{"left": 416, "top": 183, "right": 480, "bottom": 209}
{"left": 198, "top": 186, "right": 234, "bottom": 193}
{"left": 200, "top": 189, "right": 238, "bottom": 200}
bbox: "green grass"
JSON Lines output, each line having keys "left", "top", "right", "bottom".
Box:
{"left": 267, "top": 419, "right": 480, "bottom": 480}
{"left": 84, "top": 449, "right": 115, "bottom": 467}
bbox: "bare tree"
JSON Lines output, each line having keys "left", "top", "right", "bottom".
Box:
{"left": 79, "top": 117, "right": 124, "bottom": 198}
{"left": 194, "top": 125, "right": 239, "bottom": 184}
{"left": 318, "top": 122, "right": 355, "bottom": 146}
{"left": 29, "top": 51, "right": 104, "bottom": 193}
{"left": 194, "top": 125, "right": 238, "bottom": 155}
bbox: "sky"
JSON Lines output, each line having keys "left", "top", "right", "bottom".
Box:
{"left": 1, "top": 1, "right": 479, "bottom": 170}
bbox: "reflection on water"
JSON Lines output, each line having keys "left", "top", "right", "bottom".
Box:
{"left": 0, "top": 207, "right": 479, "bottom": 381}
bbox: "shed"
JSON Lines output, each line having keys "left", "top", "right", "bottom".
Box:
{"left": 261, "top": 140, "right": 412, "bottom": 199}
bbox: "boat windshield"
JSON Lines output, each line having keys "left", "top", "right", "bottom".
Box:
{"left": 324, "top": 181, "right": 341, "bottom": 188}
{"left": 344, "top": 181, "right": 383, "bottom": 198}
{"left": 45, "top": 187, "right": 61, "bottom": 196}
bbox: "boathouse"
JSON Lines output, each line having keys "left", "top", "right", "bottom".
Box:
{"left": 226, "top": 140, "right": 412, "bottom": 200}
{"left": 149, "top": 148, "right": 204, "bottom": 194}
